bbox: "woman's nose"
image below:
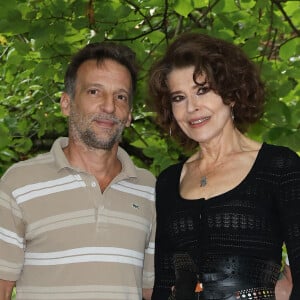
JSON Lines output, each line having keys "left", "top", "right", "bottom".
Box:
{"left": 187, "top": 94, "right": 199, "bottom": 113}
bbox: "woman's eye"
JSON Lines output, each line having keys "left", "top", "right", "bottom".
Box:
{"left": 197, "top": 85, "right": 210, "bottom": 95}
{"left": 171, "top": 95, "right": 185, "bottom": 103}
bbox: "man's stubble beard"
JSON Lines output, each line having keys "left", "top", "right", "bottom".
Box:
{"left": 69, "top": 107, "right": 126, "bottom": 150}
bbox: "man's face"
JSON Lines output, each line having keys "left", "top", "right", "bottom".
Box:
{"left": 61, "top": 59, "right": 132, "bottom": 150}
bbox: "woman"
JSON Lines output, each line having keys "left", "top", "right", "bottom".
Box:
{"left": 148, "top": 33, "right": 299, "bottom": 300}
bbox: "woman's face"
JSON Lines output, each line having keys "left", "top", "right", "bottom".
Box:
{"left": 167, "top": 66, "right": 233, "bottom": 144}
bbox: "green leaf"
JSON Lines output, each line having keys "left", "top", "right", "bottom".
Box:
{"left": 174, "top": 0, "right": 194, "bottom": 17}
{"left": 242, "top": 37, "right": 261, "bottom": 58}
{"left": 0, "top": 9, "right": 29, "bottom": 34}
{"left": 265, "top": 100, "right": 291, "bottom": 126}
{"left": 266, "top": 127, "right": 288, "bottom": 141}
{"left": 0, "top": 149, "right": 18, "bottom": 162}
{"left": 0, "top": 0, "right": 17, "bottom": 17}
{"left": 0, "top": 125, "right": 10, "bottom": 150}
{"left": 147, "top": 31, "right": 165, "bottom": 44}
{"left": 279, "top": 38, "right": 300, "bottom": 61}
{"left": 13, "top": 137, "right": 33, "bottom": 153}
{"left": 193, "top": 0, "right": 208, "bottom": 7}
{"left": 214, "top": 0, "right": 238, "bottom": 13}
{"left": 237, "top": 0, "right": 256, "bottom": 9}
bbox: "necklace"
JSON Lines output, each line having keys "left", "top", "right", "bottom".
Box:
{"left": 200, "top": 175, "right": 207, "bottom": 187}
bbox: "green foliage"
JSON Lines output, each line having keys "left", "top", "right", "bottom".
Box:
{"left": 0, "top": 0, "right": 299, "bottom": 177}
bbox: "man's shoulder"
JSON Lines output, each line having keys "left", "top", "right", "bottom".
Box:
{"left": 117, "top": 146, "right": 156, "bottom": 186}
{"left": 1, "top": 150, "right": 54, "bottom": 183}
{"left": 134, "top": 165, "right": 156, "bottom": 184}
{"left": 1, "top": 138, "right": 68, "bottom": 183}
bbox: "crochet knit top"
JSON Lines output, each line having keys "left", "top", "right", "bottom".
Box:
{"left": 152, "top": 143, "right": 300, "bottom": 300}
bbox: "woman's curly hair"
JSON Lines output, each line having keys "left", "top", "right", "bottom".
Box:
{"left": 148, "top": 32, "right": 265, "bottom": 149}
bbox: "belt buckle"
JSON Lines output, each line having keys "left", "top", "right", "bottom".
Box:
{"left": 195, "top": 281, "right": 203, "bottom": 293}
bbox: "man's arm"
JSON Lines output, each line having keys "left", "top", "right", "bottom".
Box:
{"left": 275, "top": 264, "right": 292, "bottom": 300}
{"left": 0, "top": 279, "right": 15, "bottom": 300}
{"left": 142, "top": 288, "right": 153, "bottom": 300}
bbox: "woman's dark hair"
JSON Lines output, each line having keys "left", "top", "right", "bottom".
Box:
{"left": 148, "top": 32, "right": 265, "bottom": 149}
{"left": 64, "top": 42, "right": 138, "bottom": 105}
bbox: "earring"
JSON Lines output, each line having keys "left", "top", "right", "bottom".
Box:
{"left": 169, "top": 127, "right": 172, "bottom": 136}
{"left": 231, "top": 105, "right": 235, "bottom": 120}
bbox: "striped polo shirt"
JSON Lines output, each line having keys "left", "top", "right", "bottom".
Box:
{"left": 0, "top": 137, "right": 156, "bottom": 300}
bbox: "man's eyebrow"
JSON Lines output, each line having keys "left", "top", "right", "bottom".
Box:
{"left": 85, "top": 83, "right": 104, "bottom": 88}
{"left": 79, "top": 83, "right": 104, "bottom": 91}
{"left": 114, "top": 88, "right": 130, "bottom": 94}
{"left": 83, "top": 84, "right": 129, "bottom": 93}
{"left": 80, "top": 80, "right": 131, "bottom": 95}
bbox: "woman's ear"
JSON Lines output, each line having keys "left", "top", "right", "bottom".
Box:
{"left": 60, "top": 92, "right": 71, "bottom": 117}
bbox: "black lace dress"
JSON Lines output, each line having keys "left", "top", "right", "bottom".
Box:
{"left": 152, "top": 143, "right": 300, "bottom": 300}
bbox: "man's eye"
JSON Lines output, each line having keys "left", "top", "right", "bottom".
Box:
{"left": 88, "top": 89, "right": 98, "bottom": 95}
{"left": 171, "top": 95, "right": 185, "bottom": 103}
{"left": 116, "top": 94, "right": 128, "bottom": 101}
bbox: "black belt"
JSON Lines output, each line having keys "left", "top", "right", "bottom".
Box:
{"left": 171, "top": 254, "right": 280, "bottom": 300}
{"left": 200, "top": 285, "right": 275, "bottom": 300}
{"left": 169, "top": 285, "right": 275, "bottom": 300}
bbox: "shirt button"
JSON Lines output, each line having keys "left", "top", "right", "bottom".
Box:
{"left": 91, "top": 181, "right": 97, "bottom": 187}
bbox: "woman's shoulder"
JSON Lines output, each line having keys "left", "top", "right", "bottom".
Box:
{"left": 158, "top": 161, "right": 184, "bottom": 178}
{"left": 155, "top": 162, "right": 184, "bottom": 210}
{"left": 157, "top": 161, "right": 185, "bottom": 181}
{"left": 259, "top": 143, "right": 300, "bottom": 170}
{"left": 261, "top": 143, "right": 299, "bottom": 159}
{"left": 156, "top": 161, "right": 185, "bottom": 197}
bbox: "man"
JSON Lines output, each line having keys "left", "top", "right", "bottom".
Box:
{"left": 0, "top": 42, "right": 155, "bottom": 300}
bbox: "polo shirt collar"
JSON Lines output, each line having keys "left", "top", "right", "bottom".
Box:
{"left": 51, "top": 137, "right": 137, "bottom": 179}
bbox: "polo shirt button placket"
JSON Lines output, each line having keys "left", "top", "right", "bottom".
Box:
{"left": 89, "top": 179, "right": 103, "bottom": 226}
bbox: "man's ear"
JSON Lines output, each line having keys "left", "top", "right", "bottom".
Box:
{"left": 125, "top": 112, "right": 132, "bottom": 127}
{"left": 60, "top": 92, "right": 71, "bottom": 117}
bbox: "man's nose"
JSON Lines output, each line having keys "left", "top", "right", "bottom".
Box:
{"left": 99, "top": 95, "right": 115, "bottom": 114}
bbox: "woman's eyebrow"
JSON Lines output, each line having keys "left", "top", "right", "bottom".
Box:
{"left": 193, "top": 81, "right": 208, "bottom": 88}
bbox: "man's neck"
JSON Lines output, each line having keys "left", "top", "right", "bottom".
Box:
{"left": 63, "top": 138, "right": 122, "bottom": 192}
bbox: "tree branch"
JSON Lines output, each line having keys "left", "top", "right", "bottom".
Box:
{"left": 123, "top": 0, "right": 153, "bottom": 30}
{"left": 273, "top": 0, "right": 300, "bottom": 36}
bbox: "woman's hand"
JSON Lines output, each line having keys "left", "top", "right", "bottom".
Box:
{"left": 275, "top": 264, "right": 292, "bottom": 300}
